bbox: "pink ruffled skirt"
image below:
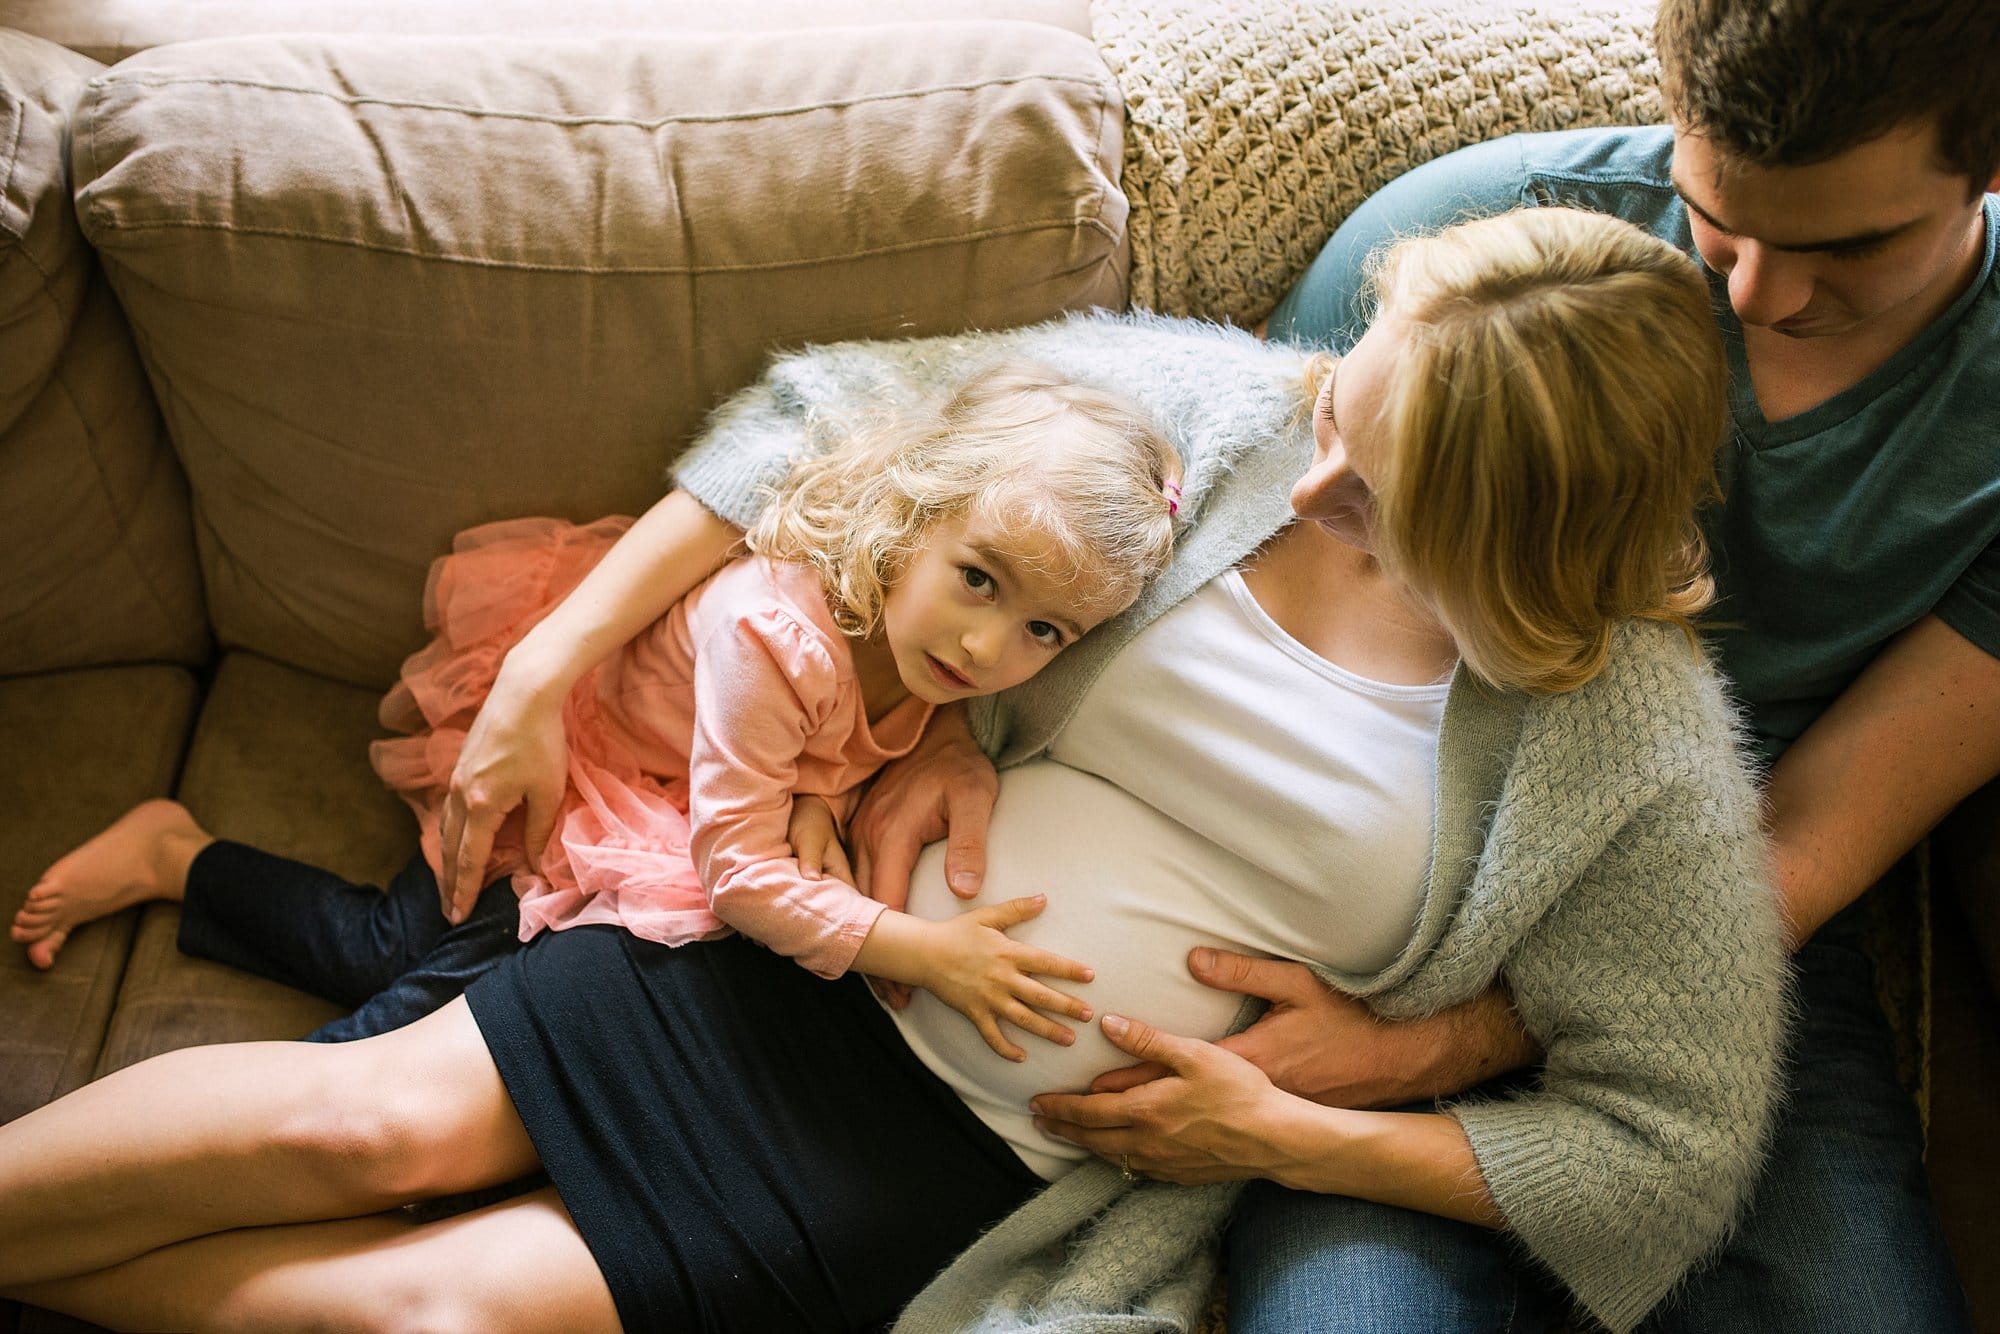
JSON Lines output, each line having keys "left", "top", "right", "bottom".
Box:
{"left": 370, "top": 516, "right": 723, "bottom": 946}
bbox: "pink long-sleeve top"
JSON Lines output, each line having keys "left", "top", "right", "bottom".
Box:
{"left": 370, "top": 517, "right": 933, "bottom": 978}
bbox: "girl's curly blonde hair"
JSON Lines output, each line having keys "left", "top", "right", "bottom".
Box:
{"left": 748, "top": 359, "right": 1183, "bottom": 637}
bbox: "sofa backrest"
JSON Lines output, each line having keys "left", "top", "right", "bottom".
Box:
{"left": 70, "top": 17, "right": 1126, "bottom": 687}
{"left": 0, "top": 27, "right": 208, "bottom": 676}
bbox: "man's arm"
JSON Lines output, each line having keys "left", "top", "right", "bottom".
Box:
{"left": 1763, "top": 613, "right": 2000, "bottom": 944}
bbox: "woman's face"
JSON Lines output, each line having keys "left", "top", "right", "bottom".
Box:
{"left": 1289, "top": 313, "right": 1399, "bottom": 547}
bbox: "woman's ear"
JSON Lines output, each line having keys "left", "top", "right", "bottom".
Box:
{"left": 1290, "top": 445, "right": 1376, "bottom": 552}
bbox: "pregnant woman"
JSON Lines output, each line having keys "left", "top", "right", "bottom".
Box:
{"left": 0, "top": 208, "right": 1784, "bottom": 1334}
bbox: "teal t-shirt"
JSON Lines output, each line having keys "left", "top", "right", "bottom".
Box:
{"left": 1269, "top": 126, "right": 2000, "bottom": 760}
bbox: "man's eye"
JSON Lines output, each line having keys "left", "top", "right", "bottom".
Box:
{"left": 1028, "top": 620, "right": 1064, "bottom": 647}
{"left": 1830, "top": 238, "right": 1891, "bottom": 261}
{"left": 962, "top": 566, "right": 994, "bottom": 593}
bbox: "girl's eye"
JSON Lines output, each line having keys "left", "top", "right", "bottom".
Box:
{"left": 1027, "top": 621, "right": 1064, "bottom": 648}
{"left": 962, "top": 566, "right": 994, "bottom": 595}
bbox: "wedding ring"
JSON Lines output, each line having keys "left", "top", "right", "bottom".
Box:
{"left": 1119, "top": 1154, "right": 1136, "bottom": 1182}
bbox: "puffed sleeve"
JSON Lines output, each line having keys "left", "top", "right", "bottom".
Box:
{"left": 686, "top": 607, "right": 886, "bottom": 978}
{"left": 1448, "top": 781, "right": 1788, "bottom": 1333}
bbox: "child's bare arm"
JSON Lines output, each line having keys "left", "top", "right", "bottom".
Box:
{"left": 851, "top": 898, "right": 1096, "bottom": 1062}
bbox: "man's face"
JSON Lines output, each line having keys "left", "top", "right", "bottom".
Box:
{"left": 1671, "top": 118, "right": 1995, "bottom": 341}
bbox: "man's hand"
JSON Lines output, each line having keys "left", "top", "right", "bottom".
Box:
{"left": 1086, "top": 949, "right": 1540, "bottom": 1109}
{"left": 850, "top": 704, "right": 997, "bottom": 911}
{"left": 1031, "top": 1014, "right": 1297, "bottom": 1185}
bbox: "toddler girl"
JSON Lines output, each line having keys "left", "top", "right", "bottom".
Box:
{"left": 13, "top": 360, "right": 1181, "bottom": 1061}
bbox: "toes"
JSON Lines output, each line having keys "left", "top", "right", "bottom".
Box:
{"left": 27, "top": 929, "right": 66, "bottom": 970}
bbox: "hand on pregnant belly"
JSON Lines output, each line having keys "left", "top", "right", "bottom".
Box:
{"left": 892, "top": 896, "right": 1098, "bottom": 1063}
{"left": 1028, "top": 1013, "right": 1290, "bottom": 1186}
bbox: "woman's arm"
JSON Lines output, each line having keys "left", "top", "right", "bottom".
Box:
{"left": 1032, "top": 1014, "right": 1503, "bottom": 1227}
{"left": 438, "top": 490, "right": 739, "bottom": 920}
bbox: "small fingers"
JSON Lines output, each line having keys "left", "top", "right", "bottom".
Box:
{"left": 1014, "top": 946, "right": 1094, "bottom": 985}
{"left": 822, "top": 842, "right": 857, "bottom": 889}
{"left": 975, "top": 894, "right": 1048, "bottom": 929}
{"left": 1014, "top": 978, "right": 1092, "bottom": 1024}
{"left": 1003, "top": 1002, "right": 1076, "bottom": 1048}
{"left": 975, "top": 1014, "right": 1027, "bottom": 1064}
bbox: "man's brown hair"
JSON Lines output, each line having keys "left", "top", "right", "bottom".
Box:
{"left": 1656, "top": 0, "right": 2000, "bottom": 189}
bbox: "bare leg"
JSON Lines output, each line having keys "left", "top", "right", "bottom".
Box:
{"left": 0, "top": 997, "right": 537, "bottom": 1288}
{"left": 10, "top": 798, "right": 213, "bottom": 969}
{"left": 5, "top": 1184, "right": 619, "bottom": 1334}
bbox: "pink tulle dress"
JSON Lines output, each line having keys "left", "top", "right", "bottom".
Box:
{"left": 369, "top": 516, "right": 935, "bottom": 979}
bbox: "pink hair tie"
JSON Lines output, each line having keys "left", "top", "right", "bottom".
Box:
{"left": 1163, "top": 479, "right": 1182, "bottom": 517}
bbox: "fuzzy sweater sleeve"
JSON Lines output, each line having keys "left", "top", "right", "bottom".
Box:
{"left": 1449, "top": 773, "right": 1788, "bottom": 1332}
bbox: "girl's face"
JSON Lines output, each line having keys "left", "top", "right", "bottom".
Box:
{"left": 1290, "top": 312, "right": 1400, "bottom": 547}
{"left": 879, "top": 513, "right": 1115, "bottom": 704}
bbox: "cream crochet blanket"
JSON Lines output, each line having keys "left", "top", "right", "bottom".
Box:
{"left": 1092, "top": 0, "right": 1662, "bottom": 321}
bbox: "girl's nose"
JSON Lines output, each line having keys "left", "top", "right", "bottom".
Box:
{"left": 962, "top": 619, "right": 1007, "bottom": 666}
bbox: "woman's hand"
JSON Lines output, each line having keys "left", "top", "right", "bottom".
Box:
{"left": 438, "top": 676, "right": 569, "bottom": 923}
{"left": 849, "top": 704, "right": 996, "bottom": 912}
{"left": 787, "top": 795, "right": 855, "bottom": 887}
{"left": 852, "top": 899, "right": 1094, "bottom": 1062}
{"left": 1029, "top": 1014, "right": 1298, "bottom": 1185}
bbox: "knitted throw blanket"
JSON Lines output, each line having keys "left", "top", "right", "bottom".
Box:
{"left": 1091, "top": 0, "right": 1662, "bottom": 321}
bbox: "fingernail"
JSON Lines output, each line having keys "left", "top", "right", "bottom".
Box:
{"left": 1029, "top": 1099, "right": 1044, "bottom": 1115}
{"left": 1079, "top": 1007, "right": 1093, "bottom": 1020}
{"left": 951, "top": 872, "right": 978, "bottom": 892}
{"left": 1191, "top": 947, "right": 1215, "bottom": 973}
{"left": 1103, "top": 1015, "right": 1129, "bottom": 1038}
{"left": 1060, "top": 1032, "right": 1075, "bottom": 1046}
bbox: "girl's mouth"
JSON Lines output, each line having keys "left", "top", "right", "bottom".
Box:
{"left": 926, "top": 654, "right": 973, "bottom": 691}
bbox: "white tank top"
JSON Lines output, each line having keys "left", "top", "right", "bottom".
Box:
{"left": 887, "top": 571, "right": 1448, "bottom": 1177}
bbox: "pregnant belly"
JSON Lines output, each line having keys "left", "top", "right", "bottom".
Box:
{"left": 887, "top": 760, "right": 1278, "bottom": 1170}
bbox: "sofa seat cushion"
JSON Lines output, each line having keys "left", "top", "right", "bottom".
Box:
{"left": 0, "top": 28, "right": 206, "bottom": 676}
{"left": 94, "top": 652, "right": 414, "bottom": 1073}
{"left": 0, "top": 665, "right": 197, "bottom": 1122}
{"left": 72, "top": 22, "right": 1127, "bottom": 688}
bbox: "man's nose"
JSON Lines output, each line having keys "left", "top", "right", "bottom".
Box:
{"left": 1725, "top": 241, "right": 1813, "bottom": 328}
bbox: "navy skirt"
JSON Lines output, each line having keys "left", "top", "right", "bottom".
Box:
{"left": 463, "top": 926, "right": 1041, "bottom": 1333}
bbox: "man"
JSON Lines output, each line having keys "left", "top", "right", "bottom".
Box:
{"left": 876, "top": 0, "right": 2000, "bottom": 1327}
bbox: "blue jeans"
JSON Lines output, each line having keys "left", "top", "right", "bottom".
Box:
{"left": 178, "top": 840, "right": 521, "bottom": 1042}
{"left": 1225, "top": 906, "right": 1973, "bottom": 1333}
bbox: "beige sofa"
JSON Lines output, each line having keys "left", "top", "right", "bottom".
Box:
{"left": 2, "top": 2, "right": 1994, "bottom": 1329}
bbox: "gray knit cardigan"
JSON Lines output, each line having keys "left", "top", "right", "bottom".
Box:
{"left": 672, "top": 312, "right": 1788, "bottom": 1334}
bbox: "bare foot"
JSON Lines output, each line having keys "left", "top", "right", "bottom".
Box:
{"left": 10, "top": 800, "right": 214, "bottom": 970}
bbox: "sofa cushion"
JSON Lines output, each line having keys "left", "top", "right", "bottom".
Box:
{"left": 5, "top": 0, "right": 1092, "bottom": 67}
{"left": 0, "top": 28, "right": 207, "bottom": 675}
{"left": 0, "top": 665, "right": 197, "bottom": 1122}
{"left": 72, "top": 23, "right": 1127, "bottom": 688}
{"left": 94, "top": 652, "right": 421, "bottom": 1073}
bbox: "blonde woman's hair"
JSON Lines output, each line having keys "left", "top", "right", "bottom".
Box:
{"left": 748, "top": 359, "right": 1183, "bottom": 636}
{"left": 1347, "top": 206, "right": 1728, "bottom": 694}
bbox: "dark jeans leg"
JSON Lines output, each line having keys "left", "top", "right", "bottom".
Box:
{"left": 1227, "top": 1129, "right": 1564, "bottom": 1333}
{"left": 1640, "top": 905, "right": 1973, "bottom": 1334}
{"left": 177, "top": 841, "right": 521, "bottom": 1042}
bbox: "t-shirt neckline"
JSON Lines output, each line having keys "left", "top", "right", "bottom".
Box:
{"left": 1714, "top": 193, "right": 1998, "bottom": 449}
